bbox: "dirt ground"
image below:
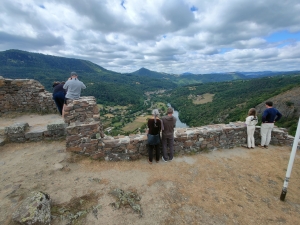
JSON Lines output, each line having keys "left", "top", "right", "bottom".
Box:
{"left": 1, "top": 140, "right": 300, "bottom": 225}
{"left": 1, "top": 114, "right": 300, "bottom": 224}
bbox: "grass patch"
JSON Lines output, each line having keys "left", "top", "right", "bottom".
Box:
{"left": 104, "top": 113, "right": 114, "bottom": 118}
{"left": 122, "top": 115, "right": 151, "bottom": 132}
{"left": 192, "top": 93, "right": 215, "bottom": 105}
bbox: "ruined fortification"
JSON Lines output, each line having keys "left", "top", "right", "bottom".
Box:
{"left": 0, "top": 77, "right": 296, "bottom": 160}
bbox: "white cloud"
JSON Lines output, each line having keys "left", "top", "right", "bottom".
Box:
{"left": 0, "top": 0, "right": 300, "bottom": 74}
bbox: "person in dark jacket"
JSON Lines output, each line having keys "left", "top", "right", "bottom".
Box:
{"left": 259, "top": 101, "right": 282, "bottom": 149}
{"left": 147, "top": 109, "right": 161, "bottom": 164}
{"left": 161, "top": 107, "right": 176, "bottom": 162}
{"left": 52, "top": 81, "right": 66, "bottom": 115}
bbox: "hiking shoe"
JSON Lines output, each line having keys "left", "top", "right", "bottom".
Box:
{"left": 258, "top": 144, "right": 265, "bottom": 149}
{"left": 264, "top": 145, "right": 268, "bottom": 149}
{"left": 162, "top": 156, "right": 167, "bottom": 162}
{"left": 148, "top": 160, "right": 152, "bottom": 164}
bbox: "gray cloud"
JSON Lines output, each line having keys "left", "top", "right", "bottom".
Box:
{"left": 0, "top": 0, "right": 300, "bottom": 74}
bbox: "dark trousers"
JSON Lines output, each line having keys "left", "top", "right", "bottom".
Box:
{"left": 53, "top": 92, "right": 65, "bottom": 115}
{"left": 162, "top": 136, "right": 174, "bottom": 160}
{"left": 148, "top": 144, "right": 160, "bottom": 162}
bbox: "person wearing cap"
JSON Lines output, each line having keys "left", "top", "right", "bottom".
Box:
{"left": 63, "top": 72, "right": 86, "bottom": 102}
{"left": 161, "top": 107, "right": 177, "bottom": 162}
{"left": 146, "top": 109, "right": 162, "bottom": 164}
{"left": 259, "top": 101, "right": 282, "bottom": 149}
{"left": 62, "top": 72, "right": 86, "bottom": 118}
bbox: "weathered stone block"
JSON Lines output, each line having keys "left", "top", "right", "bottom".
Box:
{"left": 25, "top": 130, "right": 44, "bottom": 139}
{"left": 5, "top": 123, "right": 29, "bottom": 134}
{"left": 12, "top": 191, "right": 51, "bottom": 225}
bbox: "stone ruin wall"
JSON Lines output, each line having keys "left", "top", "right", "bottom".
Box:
{"left": 66, "top": 121, "right": 295, "bottom": 161}
{"left": 0, "top": 76, "right": 57, "bottom": 115}
{"left": 0, "top": 77, "right": 297, "bottom": 160}
{"left": 62, "top": 97, "right": 296, "bottom": 161}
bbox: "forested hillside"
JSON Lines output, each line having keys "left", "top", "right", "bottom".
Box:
{"left": 157, "top": 74, "right": 300, "bottom": 135}
{"left": 0, "top": 49, "right": 176, "bottom": 105}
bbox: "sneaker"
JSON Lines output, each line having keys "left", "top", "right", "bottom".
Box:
{"left": 264, "top": 145, "right": 268, "bottom": 149}
{"left": 258, "top": 144, "right": 265, "bottom": 149}
{"left": 162, "top": 156, "right": 167, "bottom": 162}
{"left": 148, "top": 160, "right": 152, "bottom": 164}
{"left": 169, "top": 157, "right": 174, "bottom": 161}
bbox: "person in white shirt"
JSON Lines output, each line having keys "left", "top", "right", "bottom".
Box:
{"left": 62, "top": 72, "right": 86, "bottom": 118}
{"left": 245, "top": 108, "right": 258, "bottom": 149}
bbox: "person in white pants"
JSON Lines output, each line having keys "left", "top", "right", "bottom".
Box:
{"left": 259, "top": 101, "right": 282, "bottom": 149}
{"left": 245, "top": 108, "right": 258, "bottom": 149}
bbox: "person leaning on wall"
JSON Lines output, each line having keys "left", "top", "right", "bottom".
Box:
{"left": 62, "top": 72, "right": 86, "bottom": 117}
{"left": 52, "top": 81, "right": 66, "bottom": 115}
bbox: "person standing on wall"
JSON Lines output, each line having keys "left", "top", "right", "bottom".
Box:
{"left": 62, "top": 72, "right": 86, "bottom": 117}
{"left": 245, "top": 108, "right": 258, "bottom": 149}
{"left": 259, "top": 101, "right": 282, "bottom": 149}
{"left": 161, "top": 107, "right": 176, "bottom": 162}
{"left": 52, "top": 81, "right": 66, "bottom": 115}
{"left": 147, "top": 109, "right": 162, "bottom": 164}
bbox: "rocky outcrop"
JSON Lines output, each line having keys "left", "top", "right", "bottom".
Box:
{"left": 12, "top": 191, "right": 51, "bottom": 225}
{"left": 256, "top": 86, "right": 300, "bottom": 117}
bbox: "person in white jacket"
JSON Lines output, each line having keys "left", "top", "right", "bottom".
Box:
{"left": 245, "top": 108, "right": 258, "bottom": 149}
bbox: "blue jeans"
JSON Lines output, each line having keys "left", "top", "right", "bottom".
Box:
{"left": 162, "top": 136, "right": 174, "bottom": 160}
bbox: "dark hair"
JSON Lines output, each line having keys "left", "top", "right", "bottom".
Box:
{"left": 265, "top": 101, "right": 273, "bottom": 107}
{"left": 52, "top": 81, "right": 60, "bottom": 87}
{"left": 248, "top": 108, "right": 257, "bottom": 116}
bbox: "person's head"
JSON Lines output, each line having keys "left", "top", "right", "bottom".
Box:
{"left": 265, "top": 101, "right": 273, "bottom": 108}
{"left": 248, "top": 108, "right": 257, "bottom": 117}
{"left": 152, "top": 109, "right": 159, "bottom": 117}
{"left": 167, "top": 107, "right": 173, "bottom": 115}
{"left": 52, "top": 81, "right": 60, "bottom": 87}
{"left": 70, "top": 72, "right": 78, "bottom": 79}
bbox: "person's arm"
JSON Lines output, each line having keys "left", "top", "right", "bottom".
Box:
{"left": 275, "top": 110, "right": 282, "bottom": 122}
{"left": 81, "top": 82, "right": 86, "bottom": 89}
{"left": 161, "top": 118, "right": 164, "bottom": 131}
{"left": 158, "top": 119, "right": 162, "bottom": 132}
{"left": 254, "top": 117, "right": 258, "bottom": 125}
{"left": 245, "top": 116, "right": 251, "bottom": 125}
{"left": 262, "top": 110, "right": 268, "bottom": 123}
{"left": 63, "top": 82, "right": 68, "bottom": 90}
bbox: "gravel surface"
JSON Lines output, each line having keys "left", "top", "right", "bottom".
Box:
{"left": 1, "top": 140, "right": 300, "bottom": 224}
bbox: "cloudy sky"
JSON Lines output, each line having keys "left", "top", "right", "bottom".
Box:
{"left": 1, "top": 0, "right": 300, "bottom": 74}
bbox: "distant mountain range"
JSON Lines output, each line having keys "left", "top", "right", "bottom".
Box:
{"left": 1, "top": 49, "right": 299, "bottom": 105}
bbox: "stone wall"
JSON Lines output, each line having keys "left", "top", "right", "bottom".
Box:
{"left": 1, "top": 121, "right": 67, "bottom": 145}
{"left": 0, "top": 76, "right": 57, "bottom": 115}
{"left": 65, "top": 104, "right": 296, "bottom": 161}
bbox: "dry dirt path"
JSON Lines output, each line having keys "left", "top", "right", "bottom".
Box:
{"left": 1, "top": 141, "right": 300, "bottom": 224}
{"left": 0, "top": 113, "right": 62, "bottom": 128}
